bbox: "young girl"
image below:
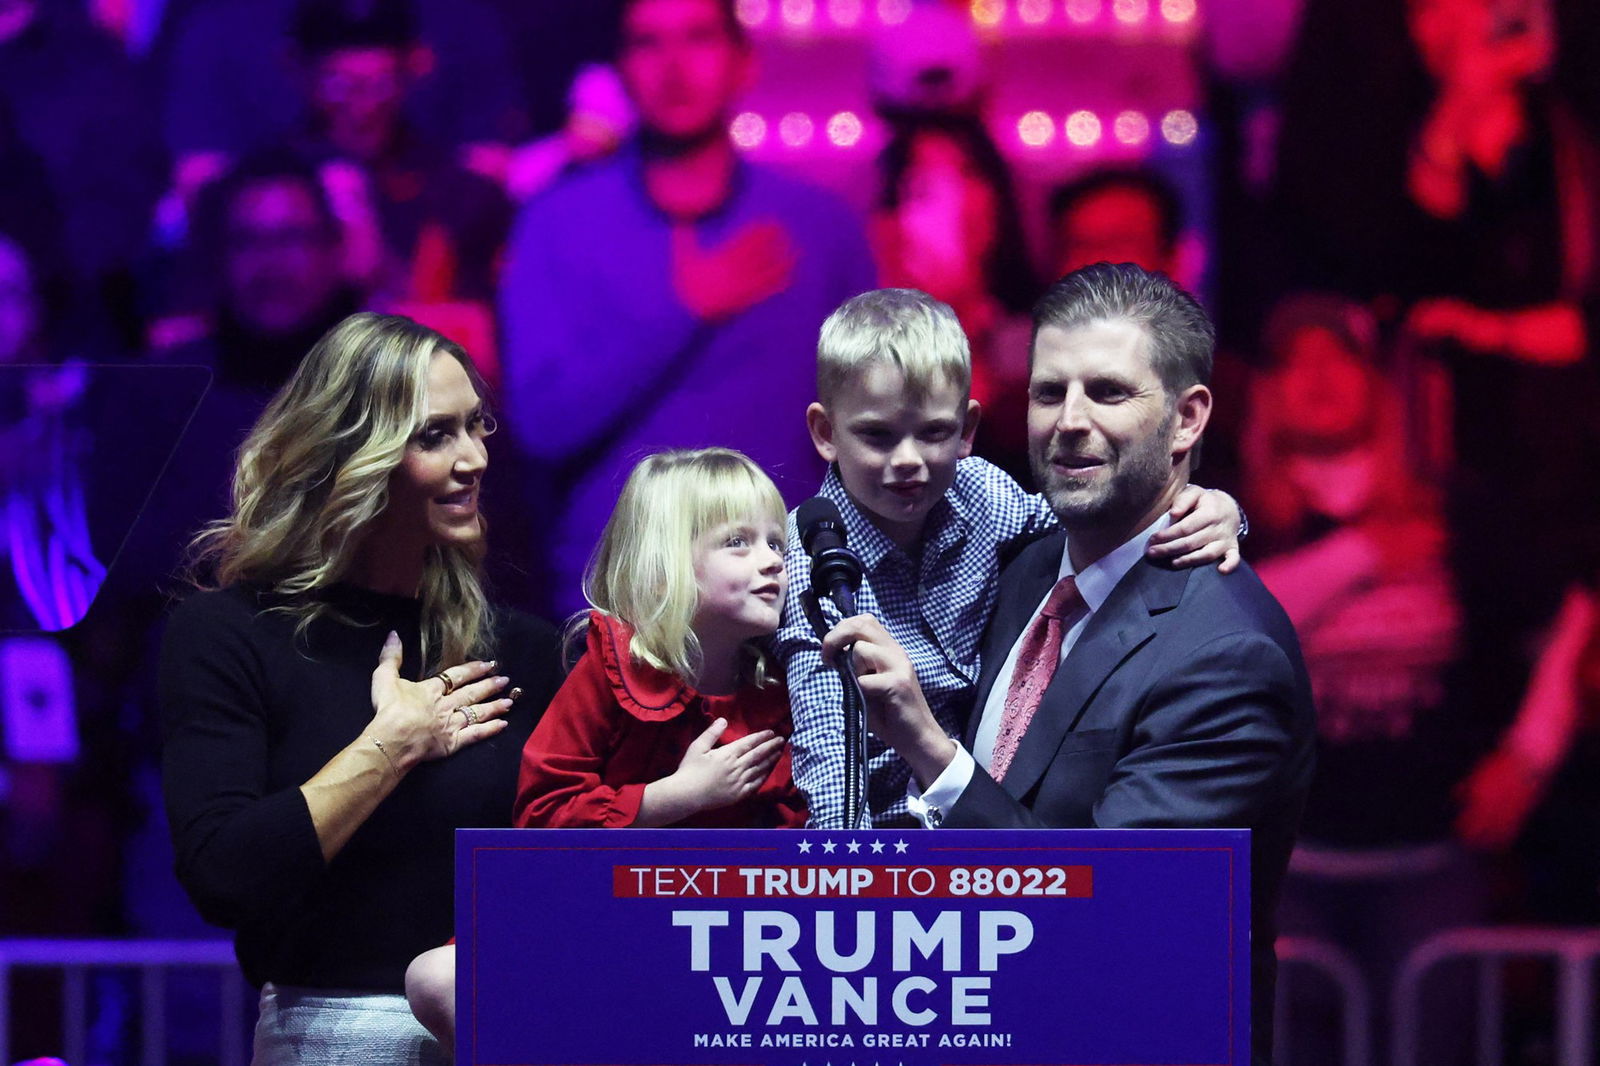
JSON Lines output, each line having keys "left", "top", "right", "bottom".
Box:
{"left": 514, "top": 446, "right": 806, "bottom": 828}
{"left": 405, "top": 448, "right": 805, "bottom": 1045}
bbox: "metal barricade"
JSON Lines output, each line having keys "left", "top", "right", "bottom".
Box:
{"left": 0, "top": 939, "right": 247, "bottom": 1066}
{"left": 1275, "top": 934, "right": 1372, "bottom": 1066}
{"left": 1392, "top": 926, "right": 1600, "bottom": 1066}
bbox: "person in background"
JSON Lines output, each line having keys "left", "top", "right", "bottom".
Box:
{"left": 160, "top": 0, "right": 522, "bottom": 202}
{"left": 0, "top": 0, "right": 163, "bottom": 350}
{"left": 1397, "top": 0, "right": 1600, "bottom": 851}
{"left": 872, "top": 115, "right": 1037, "bottom": 477}
{"left": 499, "top": 0, "right": 876, "bottom": 614}
{"left": 1243, "top": 293, "right": 1483, "bottom": 1063}
{"left": 280, "top": 0, "right": 512, "bottom": 307}
{"left": 1049, "top": 168, "right": 1184, "bottom": 281}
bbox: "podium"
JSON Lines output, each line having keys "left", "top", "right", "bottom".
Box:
{"left": 456, "top": 828, "right": 1250, "bottom": 1065}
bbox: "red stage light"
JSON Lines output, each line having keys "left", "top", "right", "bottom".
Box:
{"left": 1160, "top": 0, "right": 1196, "bottom": 21}
{"left": 1019, "top": 0, "right": 1052, "bottom": 23}
{"left": 1113, "top": 0, "right": 1148, "bottom": 23}
{"left": 1066, "top": 110, "right": 1102, "bottom": 146}
{"left": 827, "top": 111, "right": 865, "bottom": 148}
{"left": 877, "top": 0, "right": 912, "bottom": 24}
{"left": 971, "top": 0, "right": 1005, "bottom": 26}
{"left": 1161, "top": 109, "right": 1198, "bottom": 145}
{"left": 780, "top": 112, "right": 815, "bottom": 147}
{"left": 1018, "top": 111, "right": 1056, "bottom": 147}
{"left": 1114, "top": 110, "right": 1149, "bottom": 145}
{"left": 736, "top": 0, "right": 771, "bottom": 27}
{"left": 828, "top": 0, "right": 864, "bottom": 25}
{"left": 730, "top": 112, "right": 768, "bottom": 149}
{"left": 781, "top": 0, "right": 816, "bottom": 25}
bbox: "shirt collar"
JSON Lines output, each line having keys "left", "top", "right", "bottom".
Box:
{"left": 818, "top": 465, "right": 965, "bottom": 571}
{"left": 1057, "top": 512, "right": 1172, "bottom": 612}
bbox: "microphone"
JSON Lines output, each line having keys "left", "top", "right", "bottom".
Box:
{"left": 796, "top": 496, "right": 863, "bottom": 617}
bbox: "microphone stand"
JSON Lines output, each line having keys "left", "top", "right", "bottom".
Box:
{"left": 800, "top": 588, "right": 869, "bottom": 830}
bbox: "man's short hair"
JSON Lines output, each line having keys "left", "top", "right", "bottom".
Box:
{"left": 1048, "top": 168, "right": 1183, "bottom": 254}
{"left": 1032, "top": 262, "right": 1213, "bottom": 395}
{"left": 816, "top": 288, "right": 971, "bottom": 407}
{"left": 615, "top": 0, "right": 746, "bottom": 48}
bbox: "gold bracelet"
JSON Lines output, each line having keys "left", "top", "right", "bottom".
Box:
{"left": 370, "top": 736, "right": 401, "bottom": 778}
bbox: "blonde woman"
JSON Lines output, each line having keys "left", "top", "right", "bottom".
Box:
{"left": 160, "top": 312, "right": 560, "bottom": 1065}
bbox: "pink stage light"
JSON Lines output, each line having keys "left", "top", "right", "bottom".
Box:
{"left": 1019, "top": 0, "right": 1052, "bottom": 22}
{"left": 827, "top": 111, "right": 865, "bottom": 148}
{"left": 736, "top": 0, "right": 771, "bottom": 27}
{"left": 1113, "top": 0, "right": 1149, "bottom": 23}
{"left": 970, "top": 0, "right": 1005, "bottom": 26}
{"left": 877, "top": 0, "right": 912, "bottom": 24}
{"left": 827, "top": 0, "right": 864, "bottom": 25}
{"left": 1114, "top": 110, "right": 1150, "bottom": 145}
{"left": 781, "top": 0, "right": 816, "bottom": 25}
{"left": 730, "top": 112, "right": 768, "bottom": 149}
{"left": 1161, "top": 109, "right": 1199, "bottom": 146}
{"left": 1066, "top": 110, "right": 1102, "bottom": 147}
{"left": 779, "top": 112, "right": 815, "bottom": 147}
{"left": 1018, "top": 111, "right": 1056, "bottom": 147}
{"left": 1160, "top": 0, "right": 1196, "bottom": 21}
{"left": 1066, "top": 0, "right": 1101, "bottom": 21}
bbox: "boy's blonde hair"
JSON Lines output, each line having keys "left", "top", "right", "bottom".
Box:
{"left": 815, "top": 288, "right": 972, "bottom": 406}
{"left": 583, "top": 448, "right": 786, "bottom": 686}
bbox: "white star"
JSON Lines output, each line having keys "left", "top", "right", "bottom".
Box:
{"left": 846, "top": 839, "right": 862, "bottom": 854}
{"left": 821, "top": 839, "right": 837, "bottom": 853}
{"left": 893, "top": 839, "right": 909, "bottom": 853}
{"left": 797, "top": 839, "right": 812, "bottom": 854}
{"left": 870, "top": 840, "right": 885, "bottom": 854}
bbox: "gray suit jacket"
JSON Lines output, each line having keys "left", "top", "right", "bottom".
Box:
{"left": 950, "top": 530, "right": 1316, "bottom": 1064}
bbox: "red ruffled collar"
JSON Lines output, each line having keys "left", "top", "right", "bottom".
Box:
{"left": 587, "top": 611, "right": 699, "bottom": 722}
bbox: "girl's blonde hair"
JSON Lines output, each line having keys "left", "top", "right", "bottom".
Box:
{"left": 188, "top": 312, "right": 493, "bottom": 671}
{"left": 583, "top": 448, "right": 786, "bottom": 686}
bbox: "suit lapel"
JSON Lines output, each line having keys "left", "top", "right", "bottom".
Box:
{"left": 997, "top": 558, "right": 1191, "bottom": 801}
{"left": 965, "top": 532, "right": 1065, "bottom": 748}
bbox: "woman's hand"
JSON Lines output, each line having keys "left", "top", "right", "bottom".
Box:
{"left": 1146, "top": 486, "right": 1243, "bottom": 573}
{"left": 368, "top": 632, "right": 514, "bottom": 770}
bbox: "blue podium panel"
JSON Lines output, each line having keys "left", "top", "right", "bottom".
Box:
{"left": 457, "top": 828, "right": 1249, "bottom": 1066}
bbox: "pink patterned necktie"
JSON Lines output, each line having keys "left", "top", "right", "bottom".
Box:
{"left": 989, "top": 575, "right": 1085, "bottom": 782}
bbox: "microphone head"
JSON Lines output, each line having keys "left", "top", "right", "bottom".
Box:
{"left": 797, "top": 496, "right": 847, "bottom": 556}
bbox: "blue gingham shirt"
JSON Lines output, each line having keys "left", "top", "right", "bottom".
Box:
{"left": 776, "top": 457, "right": 1057, "bottom": 828}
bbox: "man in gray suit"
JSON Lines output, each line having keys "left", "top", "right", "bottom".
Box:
{"left": 823, "top": 262, "right": 1316, "bottom": 1064}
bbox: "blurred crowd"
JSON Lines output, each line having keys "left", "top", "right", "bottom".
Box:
{"left": 1, "top": 0, "right": 1599, "bottom": 1060}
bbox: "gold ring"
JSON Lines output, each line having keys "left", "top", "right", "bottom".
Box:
{"left": 433, "top": 670, "right": 456, "bottom": 696}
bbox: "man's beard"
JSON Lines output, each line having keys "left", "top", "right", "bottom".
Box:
{"left": 1032, "top": 411, "right": 1177, "bottom": 533}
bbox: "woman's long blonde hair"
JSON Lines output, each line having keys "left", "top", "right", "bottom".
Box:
{"left": 189, "top": 312, "right": 492, "bottom": 670}
{"left": 583, "top": 448, "right": 786, "bottom": 687}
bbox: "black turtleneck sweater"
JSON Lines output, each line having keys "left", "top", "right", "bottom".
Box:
{"left": 159, "top": 583, "right": 560, "bottom": 990}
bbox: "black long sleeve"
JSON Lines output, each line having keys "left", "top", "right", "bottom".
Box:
{"left": 160, "top": 584, "right": 560, "bottom": 990}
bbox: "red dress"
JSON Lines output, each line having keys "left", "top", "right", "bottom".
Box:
{"left": 513, "top": 612, "right": 807, "bottom": 828}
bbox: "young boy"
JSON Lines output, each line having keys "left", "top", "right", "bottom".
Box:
{"left": 776, "top": 288, "right": 1241, "bottom": 829}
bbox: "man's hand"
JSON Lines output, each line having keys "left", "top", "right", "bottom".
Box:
{"left": 672, "top": 220, "right": 797, "bottom": 322}
{"left": 821, "top": 614, "right": 957, "bottom": 788}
